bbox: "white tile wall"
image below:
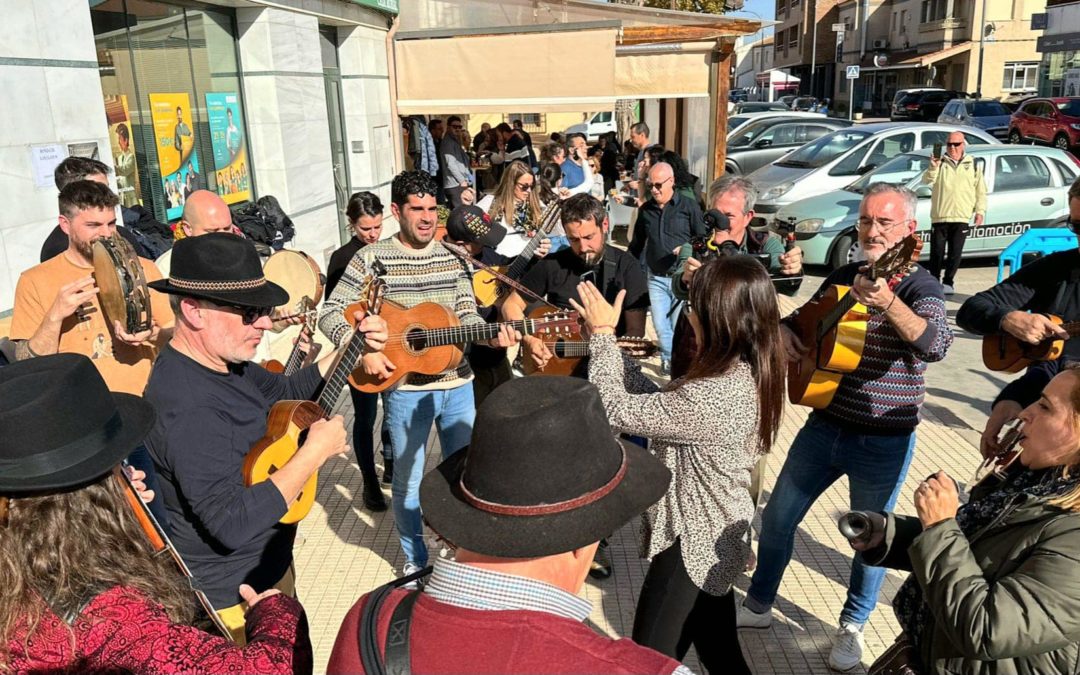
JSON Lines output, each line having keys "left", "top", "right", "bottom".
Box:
{"left": 34, "top": 0, "right": 97, "bottom": 62}
{"left": 290, "top": 203, "right": 340, "bottom": 260}
{"left": 0, "top": 67, "right": 53, "bottom": 148}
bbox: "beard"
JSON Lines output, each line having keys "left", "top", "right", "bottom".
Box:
{"left": 579, "top": 249, "right": 603, "bottom": 266}
{"left": 71, "top": 235, "right": 97, "bottom": 262}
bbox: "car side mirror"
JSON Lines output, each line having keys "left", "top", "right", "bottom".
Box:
{"left": 915, "top": 185, "right": 932, "bottom": 198}
{"left": 856, "top": 164, "right": 876, "bottom": 175}
{"left": 753, "top": 138, "right": 773, "bottom": 148}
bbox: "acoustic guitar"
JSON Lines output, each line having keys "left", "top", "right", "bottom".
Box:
{"left": 472, "top": 201, "right": 561, "bottom": 307}
{"left": 244, "top": 263, "right": 385, "bottom": 525}
{"left": 520, "top": 308, "right": 656, "bottom": 376}
{"left": 982, "top": 314, "right": 1080, "bottom": 372}
{"left": 263, "top": 297, "right": 322, "bottom": 375}
{"left": 787, "top": 235, "right": 922, "bottom": 409}
{"left": 347, "top": 299, "right": 579, "bottom": 393}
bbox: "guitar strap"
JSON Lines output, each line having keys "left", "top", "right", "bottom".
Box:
{"left": 1051, "top": 265, "right": 1080, "bottom": 316}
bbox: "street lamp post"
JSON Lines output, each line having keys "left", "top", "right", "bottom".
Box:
{"left": 810, "top": 0, "right": 818, "bottom": 98}
{"left": 975, "top": 0, "right": 988, "bottom": 95}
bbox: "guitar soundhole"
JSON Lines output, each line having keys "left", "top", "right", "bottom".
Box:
{"left": 553, "top": 342, "right": 567, "bottom": 358}
{"left": 268, "top": 464, "right": 279, "bottom": 475}
{"left": 406, "top": 328, "right": 428, "bottom": 352}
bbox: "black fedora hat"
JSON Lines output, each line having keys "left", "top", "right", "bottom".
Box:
{"left": 420, "top": 376, "right": 671, "bottom": 558}
{"left": 148, "top": 232, "right": 288, "bottom": 308}
{"left": 0, "top": 354, "right": 155, "bottom": 494}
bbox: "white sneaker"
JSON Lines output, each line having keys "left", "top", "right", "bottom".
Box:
{"left": 736, "top": 602, "right": 773, "bottom": 628}
{"left": 828, "top": 622, "right": 865, "bottom": 671}
{"left": 401, "top": 561, "right": 425, "bottom": 590}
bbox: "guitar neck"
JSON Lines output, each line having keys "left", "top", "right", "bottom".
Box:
{"left": 315, "top": 326, "right": 369, "bottom": 413}
{"left": 818, "top": 293, "right": 861, "bottom": 341}
{"left": 505, "top": 236, "right": 544, "bottom": 280}
{"left": 282, "top": 324, "right": 314, "bottom": 376}
{"left": 420, "top": 319, "right": 540, "bottom": 348}
{"left": 1061, "top": 321, "right": 1080, "bottom": 338}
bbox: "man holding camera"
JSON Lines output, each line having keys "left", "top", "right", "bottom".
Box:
{"left": 922, "top": 131, "right": 986, "bottom": 295}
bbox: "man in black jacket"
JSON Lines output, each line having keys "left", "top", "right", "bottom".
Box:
{"left": 956, "top": 176, "right": 1080, "bottom": 456}
{"left": 628, "top": 162, "right": 706, "bottom": 375}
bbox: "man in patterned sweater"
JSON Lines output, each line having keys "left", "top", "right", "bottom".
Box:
{"left": 738, "top": 183, "right": 953, "bottom": 672}
{"left": 319, "top": 171, "right": 519, "bottom": 579}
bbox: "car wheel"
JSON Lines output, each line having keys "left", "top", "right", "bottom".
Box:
{"left": 829, "top": 232, "right": 857, "bottom": 270}
{"left": 725, "top": 163, "right": 740, "bottom": 176}
{"left": 1008, "top": 128, "right": 1021, "bottom": 144}
{"left": 1055, "top": 134, "right": 1071, "bottom": 152}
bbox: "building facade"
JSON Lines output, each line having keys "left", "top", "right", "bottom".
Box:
{"left": 773, "top": 0, "right": 842, "bottom": 100}
{"left": 0, "top": 0, "right": 398, "bottom": 315}
{"left": 1036, "top": 0, "right": 1080, "bottom": 96}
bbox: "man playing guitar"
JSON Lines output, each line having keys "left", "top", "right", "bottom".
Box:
{"left": 143, "top": 233, "right": 387, "bottom": 643}
{"left": 502, "top": 193, "right": 649, "bottom": 376}
{"left": 319, "top": 171, "right": 518, "bottom": 583}
{"left": 738, "top": 183, "right": 953, "bottom": 671}
{"left": 957, "top": 175, "right": 1080, "bottom": 458}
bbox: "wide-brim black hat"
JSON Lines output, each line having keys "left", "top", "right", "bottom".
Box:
{"left": 0, "top": 354, "right": 155, "bottom": 494}
{"left": 148, "top": 232, "right": 288, "bottom": 308}
{"left": 421, "top": 376, "right": 671, "bottom": 558}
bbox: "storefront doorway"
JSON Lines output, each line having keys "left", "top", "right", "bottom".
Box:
{"left": 320, "top": 26, "right": 351, "bottom": 244}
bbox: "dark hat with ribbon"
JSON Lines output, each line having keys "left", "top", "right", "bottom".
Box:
{"left": 148, "top": 232, "right": 288, "bottom": 308}
{"left": 0, "top": 354, "right": 155, "bottom": 494}
{"left": 445, "top": 205, "right": 506, "bottom": 249}
{"left": 420, "top": 376, "right": 670, "bottom": 558}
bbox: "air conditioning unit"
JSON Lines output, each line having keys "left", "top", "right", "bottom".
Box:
{"left": 873, "top": 38, "right": 889, "bottom": 49}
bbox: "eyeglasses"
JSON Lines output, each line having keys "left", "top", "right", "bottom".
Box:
{"left": 946, "top": 142, "right": 964, "bottom": 147}
{"left": 1067, "top": 218, "right": 1080, "bottom": 233}
{"left": 214, "top": 303, "right": 274, "bottom": 325}
{"left": 856, "top": 217, "right": 906, "bottom": 233}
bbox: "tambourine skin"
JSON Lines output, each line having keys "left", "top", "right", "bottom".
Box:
{"left": 93, "top": 235, "right": 152, "bottom": 334}
{"left": 263, "top": 250, "right": 324, "bottom": 317}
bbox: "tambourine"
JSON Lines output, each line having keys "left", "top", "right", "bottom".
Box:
{"left": 92, "top": 235, "right": 152, "bottom": 334}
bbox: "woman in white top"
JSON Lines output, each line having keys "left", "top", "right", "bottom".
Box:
{"left": 476, "top": 161, "right": 547, "bottom": 258}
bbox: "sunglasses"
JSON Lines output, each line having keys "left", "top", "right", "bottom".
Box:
{"left": 946, "top": 142, "right": 964, "bottom": 147}
{"left": 1068, "top": 218, "right": 1080, "bottom": 233}
{"left": 516, "top": 182, "right": 534, "bottom": 190}
{"left": 214, "top": 303, "right": 275, "bottom": 325}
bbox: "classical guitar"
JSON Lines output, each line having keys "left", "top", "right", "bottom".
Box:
{"left": 117, "top": 466, "right": 233, "bottom": 641}
{"left": 244, "top": 263, "right": 385, "bottom": 525}
{"left": 982, "top": 314, "right": 1080, "bottom": 373}
{"left": 520, "top": 307, "right": 656, "bottom": 377}
{"left": 263, "top": 297, "right": 322, "bottom": 375}
{"left": 347, "top": 300, "right": 579, "bottom": 393}
{"left": 787, "top": 235, "right": 922, "bottom": 409}
{"left": 472, "top": 200, "right": 561, "bottom": 307}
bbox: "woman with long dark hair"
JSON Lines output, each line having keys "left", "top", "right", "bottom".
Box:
{"left": 1, "top": 354, "right": 310, "bottom": 673}
{"left": 571, "top": 255, "right": 786, "bottom": 675}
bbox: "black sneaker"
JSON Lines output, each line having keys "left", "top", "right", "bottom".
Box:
{"left": 589, "top": 539, "right": 612, "bottom": 579}
{"left": 362, "top": 482, "right": 388, "bottom": 512}
{"left": 382, "top": 458, "right": 394, "bottom": 484}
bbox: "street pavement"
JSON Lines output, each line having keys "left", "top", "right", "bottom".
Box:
{"left": 292, "top": 256, "right": 1008, "bottom": 673}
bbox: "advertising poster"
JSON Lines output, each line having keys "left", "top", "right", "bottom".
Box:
{"left": 1066, "top": 69, "right": 1080, "bottom": 98}
{"left": 149, "top": 92, "right": 200, "bottom": 221}
{"left": 104, "top": 94, "right": 142, "bottom": 207}
{"left": 206, "top": 92, "right": 252, "bottom": 205}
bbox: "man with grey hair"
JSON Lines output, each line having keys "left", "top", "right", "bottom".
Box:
{"left": 922, "top": 130, "right": 986, "bottom": 294}
{"left": 739, "top": 181, "right": 953, "bottom": 672}
{"left": 628, "top": 162, "right": 706, "bottom": 375}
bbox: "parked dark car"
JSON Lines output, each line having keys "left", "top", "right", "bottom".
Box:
{"left": 729, "top": 89, "right": 749, "bottom": 103}
{"left": 891, "top": 89, "right": 961, "bottom": 121}
{"left": 724, "top": 116, "right": 852, "bottom": 175}
{"left": 1008, "top": 97, "right": 1080, "bottom": 151}
{"left": 779, "top": 95, "right": 797, "bottom": 108}
{"left": 732, "top": 101, "right": 791, "bottom": 114}
{"left": 791, "top": 96, "right": 818, "bottom": 111}
{"left": 938, "top": 99, "right": 1012, "bottom": 140}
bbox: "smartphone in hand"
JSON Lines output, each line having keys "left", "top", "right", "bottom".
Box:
{"left": 932, "top": 143, "right": 942, "bottom": 159}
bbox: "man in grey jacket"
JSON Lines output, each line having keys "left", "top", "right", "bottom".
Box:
{"left": 441, "top": 116, "right": 474, "bottom": 208}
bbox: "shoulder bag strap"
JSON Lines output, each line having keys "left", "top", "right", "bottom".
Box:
{"left": 384, "top": 590, "right": 422, "bottom": 675}
{"left": 357, "top": 567, "right": 432, "bottom": 675}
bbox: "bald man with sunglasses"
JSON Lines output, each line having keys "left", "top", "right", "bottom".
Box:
{"left": 922, "top": 131, "right": 987, "bottom": 295}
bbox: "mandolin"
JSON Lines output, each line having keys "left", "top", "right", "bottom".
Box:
{"left": 520, "top": 307, "right": 656, "bottom": 376}
{"left": 472, "top": 201, "right": 561, "bottom": 307}
{"left": 973, "top": 418, "right": 1025, "bottom": 487}
{"left": 787, "top": 235, "right": 922, "bottom": 409}
{"left": 117, "top": 466, "right": 234, "bottom": 641}
{"left": 243, "top": 262, "right": 385, "bottom": 525}
{"left": 263, "top": 298, "right": 322, "bottom": 375}
{"left": 347, "top": 300, "right": 579, "bottom": 393}
{"left": 982, "top": 314, "right": 1080, "bottom": 373}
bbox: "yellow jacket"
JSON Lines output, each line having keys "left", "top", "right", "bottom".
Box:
{"left": 921, "top": 154, "right": 987, "bottom": 223}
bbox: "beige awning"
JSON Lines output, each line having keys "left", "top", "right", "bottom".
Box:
{"left": 614, "top": 43, "right": 713, "bottom": 99}
{"left": 395, "top": 28, "right": 618, "bottom": 115}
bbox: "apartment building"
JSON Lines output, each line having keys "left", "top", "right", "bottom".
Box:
{"left": 735, "top": 35, "right": 777, "bottom": 95}
{"left": 832, "top": 0, "right": 1043, "bottom": 115}
{"left": 1036, "top": 0, "right": 1080, "bottom": 96}
{"left": 772, "top": 0, "right": 844, "bottom": 99}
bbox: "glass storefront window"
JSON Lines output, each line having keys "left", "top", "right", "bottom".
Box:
{"left": 90, "top": 0, "right": 253, "bottom": 223}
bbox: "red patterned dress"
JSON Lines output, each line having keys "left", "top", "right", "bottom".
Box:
{"left": 7, "top": 586, "right": 311, "bottom": 674}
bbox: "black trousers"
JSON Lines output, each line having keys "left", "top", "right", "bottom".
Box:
{"left": 928, "top": 221, "right": 968, "bottom": 286}
{"left": 467, "top": 355, "right": 513, "bottom": 408}
{"left": 349, "top": 385, "right": 391, "bottom": 489}
{"left": 632, "top": 540, "right": 750, "bottom": 675}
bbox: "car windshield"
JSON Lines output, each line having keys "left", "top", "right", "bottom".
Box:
{"left": 845, "top": 154, "right": 931, "bottom": 193}
{"left": 794, "top": 97, "right": 815, "bottom": 106}
{"left": 728, "top": 115, "right": 752, "bottom": 132}
{"left": 969, "top": 101, "right": 1010, "bottom": 117}
{"left": 898, "top": 92, "right": 925, "bottom": 105}
{"left": 1057, "top": 99, "right": 1080, "bottom": 117}
{"left": 776, "top": 129, "right": 871, "bottom": 168}
{"left": 729, "top": 120, "right": 776, "bottom": 147}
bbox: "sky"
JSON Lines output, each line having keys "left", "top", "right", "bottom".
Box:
{"left": 727, "top": 0, "right": 776, "bottom": 42}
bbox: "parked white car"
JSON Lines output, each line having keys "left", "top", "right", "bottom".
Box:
{"left": 564, "top": 111, "right": 616, "bottom": 141}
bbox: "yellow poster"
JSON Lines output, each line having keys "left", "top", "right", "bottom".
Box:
{"left": 104, "top": 95, "right": 142, "bottom": 208}
{"left": 149, "top": 93, "right": 201, "bottom": 221}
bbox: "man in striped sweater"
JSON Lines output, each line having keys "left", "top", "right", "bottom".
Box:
{"left": 319, "top": 171, "right": 519, "bottom": 579}
{"left": 738, "top": 183, "right": 953, "bottom": 672}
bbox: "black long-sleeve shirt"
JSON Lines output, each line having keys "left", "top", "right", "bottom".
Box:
{"left": 144, "top": 345, "right": 324, "bottom": 608}
{"left": 958, "top": 249, "right": 1080, "bottom": 406}
{"left": 628, "top": 193, "right": 707, "bottom": 275}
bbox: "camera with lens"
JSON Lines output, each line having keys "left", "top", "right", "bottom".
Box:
{"left": 690, "top": 209, "right": 770, "bottom": 267}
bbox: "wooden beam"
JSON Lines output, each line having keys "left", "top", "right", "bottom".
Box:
{"left": 712, "top": 38, "right": 735, "bottom": 181}
{"left": 621, "top": 22, "right": 760, "bottom": 45}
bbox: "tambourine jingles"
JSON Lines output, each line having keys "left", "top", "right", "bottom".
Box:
{"left": 92, "top": 234, "right": 152, "bottom": 334}
{"left": 263, "top": 250, "right": 324, "bottom": 320}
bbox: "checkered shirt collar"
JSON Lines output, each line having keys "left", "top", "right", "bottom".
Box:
{"left": 424, "top": 557, "right": 592, "bottom": 622}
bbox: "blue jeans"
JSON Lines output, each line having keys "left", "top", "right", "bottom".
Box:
{"left": 747, "top": 414, "right": 916, "bottom": 626}
{"left": 646, "top": 271, "right": 677, "bottom": 363}
{"left": 384, "top": 383, "right": 476, "bottom": 566}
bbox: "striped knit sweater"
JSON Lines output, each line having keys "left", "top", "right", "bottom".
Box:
{"left": 318, "top": 235, "right": 484, "bottom": 390}
{"left": 786, "top": 263, "right": 952, "bottom": 434}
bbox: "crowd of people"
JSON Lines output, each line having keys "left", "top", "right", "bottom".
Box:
{"left": 5, "top": 117, "right": 1080, "bottom": 675}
